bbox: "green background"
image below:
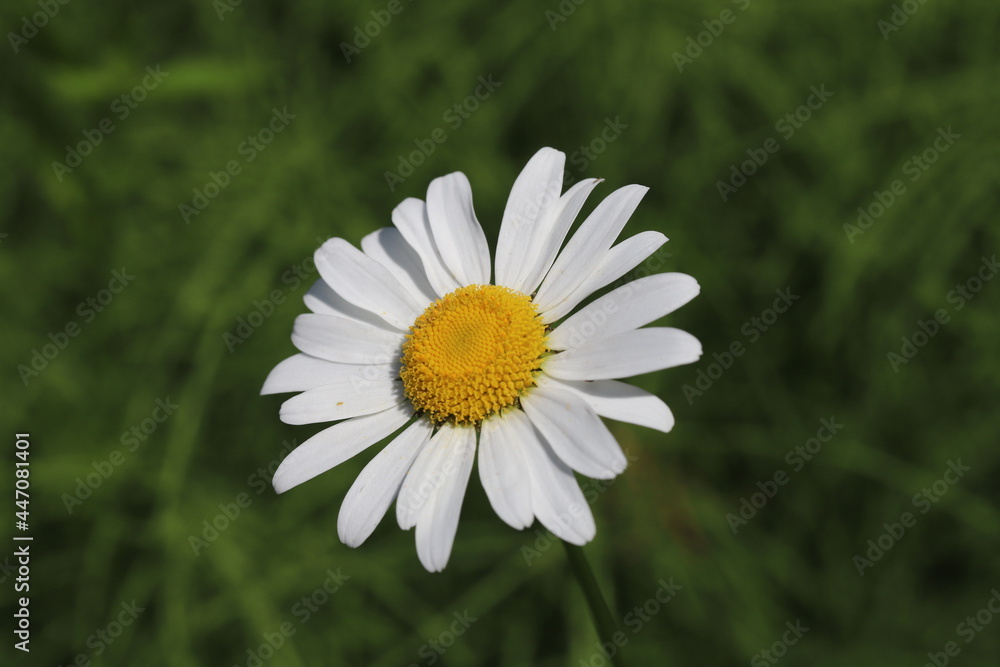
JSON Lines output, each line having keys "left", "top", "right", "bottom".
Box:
{"left": 2, "top": 0, "right": 998, "bottom": 665}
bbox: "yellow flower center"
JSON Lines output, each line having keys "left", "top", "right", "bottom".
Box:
{"left": 400, "top": 284, "right": 547, "bottom": 425}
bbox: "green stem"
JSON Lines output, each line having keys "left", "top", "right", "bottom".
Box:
{"left": 562, "top": 540, "right": 626, "bottom": 667}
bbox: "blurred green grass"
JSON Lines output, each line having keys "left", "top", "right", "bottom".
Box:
{"left": 2, "top": 0, "right": 999, "bottom": 665}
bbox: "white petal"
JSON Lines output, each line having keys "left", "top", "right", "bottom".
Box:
{"left": 337, "top": 418, "right": 434, "bottom": 547}
{"left": 303, "top": 279, "right": 341, "bottom": 315}
{"left": 516, "top": 178, "right": 603, "bottom": 296}
{"left": 534, "top": 185, "right": 648, "bottom": 313}
{"left": 314, "top": 238, "right": 423, "bottom": 330}
{"left": 279, "top": 372, "right": 404, "bottom": 425}
{"left": 396, "top": 424, "right": 463, "bottom": 530}
{"left": 261, "top": 353, "right": 396, "bottom": 395}
{"left": 495, "top": 148, "right": 566, "bottom": 290}
{"left": 540, "top": 231, "right": 668, "bottom": 324}
{"left": 426, "top": 172, "right": 491, "bottom": 286}
{"left": 478, "top": 413, "right": 533, "bottom": 530}
{"left": 520, "top": 383, "right": 627, "bottom": 480}
{"left": 516, "top": 412, "right": 596, "bottom": 545}
{"left": 542, "top": 376, "right": 675, "bottom": 433}
{"left": 392, "top": 198, "right": 461, "bottom": 297}
{"left": 272, "top": 404, "right": 413, "bottom": 493}
{"left": 303, "top": 279, "right": 403, "bottom": 332}
{"left": 413, "top": 425, "right": 476, "bottom": 572}
{"left": 544, "top": 328, "right": 702, "bottom": 381}
{"left": 548, "top": 273, "right": 700, "bottom": 350}
{"left": 361, "top": 227, "right": 437, "bottom": 307}
{"left": 291, "top": 313, "right": 404, "bottom": 365}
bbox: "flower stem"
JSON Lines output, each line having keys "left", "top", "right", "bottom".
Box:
{"left": 562, "top": 540, "right": 626, "bottom": 667}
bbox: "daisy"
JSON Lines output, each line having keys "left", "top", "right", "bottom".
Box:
{"left": 262, "top": 147, "right": 701, "bottom": 572}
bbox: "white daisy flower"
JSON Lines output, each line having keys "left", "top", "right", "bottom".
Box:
{"left": 262, "top": 147, "right": 702, "bottom": 572}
